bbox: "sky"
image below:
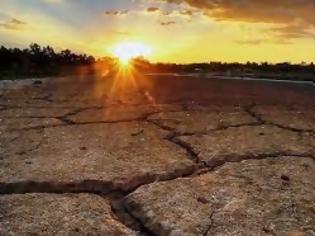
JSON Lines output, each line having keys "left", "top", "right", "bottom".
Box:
{"left": 0, "top": 0, "right": 314, "bottom": 63}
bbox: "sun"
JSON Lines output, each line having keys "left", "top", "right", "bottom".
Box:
{"left": 113, "top": 42, "right": 152, "bottom": 64}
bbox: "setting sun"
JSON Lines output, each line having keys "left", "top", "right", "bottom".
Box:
{"left": 112, "top": 42, "right": 152, "bottom": 64}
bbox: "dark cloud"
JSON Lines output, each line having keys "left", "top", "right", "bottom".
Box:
{"left": 147, "top": 7, "right": 160, "bottom": 12}
{"left": 10, "top": 18, "right": 26, "bottom": 25}
{"left": 160, "top": 20, "right": 176, "bottom": 26}
{"left": 105, "top": 10, "right": 128, "bottom": 16}
{"left": 0, "top": 18, "right": 27, "bottom": 30}
{"left": 160, "top": 0, "right": 315, "bottom": 39}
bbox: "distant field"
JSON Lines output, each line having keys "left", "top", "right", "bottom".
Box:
{"left": 1, "top": 69, "right": 314, "bottom": 83}
{"left": 0, "top": 66, "right": 90, "bottom": 81}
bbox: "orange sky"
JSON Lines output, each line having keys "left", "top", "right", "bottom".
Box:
{"left": 0, "top": 0, "right": 314, "bottom": 63}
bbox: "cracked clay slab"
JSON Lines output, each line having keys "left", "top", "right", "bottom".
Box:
{"left": 0, "top": 193, "right": 136, "bottom": 235}
{"left": 0, "top": 117, "right": 65, "bottom": 132}
{"left": 148, "top": 106, "right": 258, "bottom": 134}
{"left": 176, "top": 125, "right": 315, "bottom": 167}
{"left": 0, "top": 107, "right": 74, "bottom": 119}
{"left": 125, "top": 156, "right": 315, "bottom": 236}
{"left": 252, "top": 105, "right": 315, "bottom": 131}
{"left": 0, "top": 122, "right": 195, "bottom": 193}
{"left": 67, "top": 104, "right": 183, "bottom": 123}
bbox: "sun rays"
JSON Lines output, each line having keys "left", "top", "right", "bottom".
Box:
{"left": 112, "top": 42, "right": 152, "bottom": 65}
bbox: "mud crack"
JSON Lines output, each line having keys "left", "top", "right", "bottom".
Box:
{"left": 243, "top": 103, "right": 315, "bottom": 134}
{"left": 108, "top": 192, "right": 151, "bottom": 235}
{"left": 202, "top": 211, "right": 215, "bottom": 236}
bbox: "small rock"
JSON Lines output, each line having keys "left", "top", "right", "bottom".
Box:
{"left": 33, "top": 80, "right": 42, "bottom": 85}
{"left": 281, "top": 175, "right": 290, "bottom": 182}
{"left": 197, "top": 196, "right": 210, "bottom": 204}
{"left": 131, "top": 130, "right": 144, "bottom": 137}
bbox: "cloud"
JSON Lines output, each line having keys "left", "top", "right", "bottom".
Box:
{"left": 113, "top": 31, "right": 132, "bottom": 36}
{"left": 159, "top": 0, "right": 315, "bottom": 39}
{"left": 147, "top": 7, "right": 160, "bottom": 13}
{"left": 235, "top": 39, "right": 264, "bottom": 45}
{"left": 160, "top": 20, "right": 176, "bottom": 26}
{"left": 0, "top": 18, "right": 27, "bottom": 30}
{"left": 105, "top": 10, "right": 129, "bottom": 16}
{"left": 271, "top": 24, "right": 315, "bottom": 40}
{"left": 235, "top": 38, "right": 296, "bottom": 45}
{"left": 10, "top": 18, "right": 26, "bottom": 25}
{"left": 179, "top": 9, "right": 193, "bottom": 16}
{"left": 41, "top": 0, "right": 63, "bottom": 3}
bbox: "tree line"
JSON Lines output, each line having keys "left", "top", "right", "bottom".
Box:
{"left": 0, "top": 43, "right": 96, "bottom": 78}
{"left": 132, "top": 58, "right": 315, "bottom": 81}
{"left": 133, "top": 58, "right": 315, "bottom": 74}
{"left": 0, "top": 43, "right": 314, "bottom": 81}
{"left": 0, "top": 43, "right": 95, "bottom": 68}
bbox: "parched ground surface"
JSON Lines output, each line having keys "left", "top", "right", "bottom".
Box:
{"left": 0, "top": 75, "right": 314, "bottom": 235}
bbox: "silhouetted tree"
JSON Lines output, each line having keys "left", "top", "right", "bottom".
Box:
{"left": 0, "top": 43, "right": 96, "bottom": 78}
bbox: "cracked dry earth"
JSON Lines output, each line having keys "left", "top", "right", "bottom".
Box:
{"left": 0, "top": 76, "right": 315, "bottom": 235}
